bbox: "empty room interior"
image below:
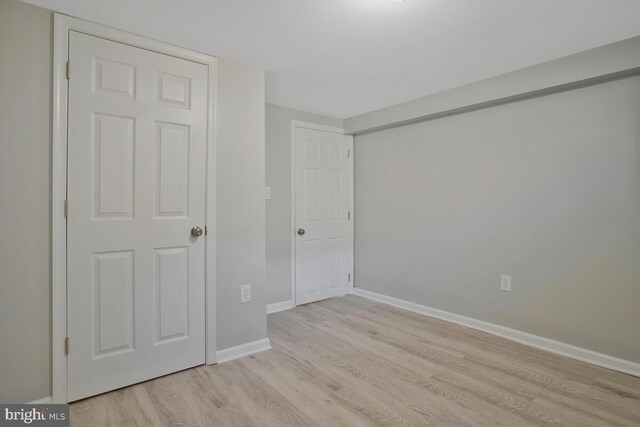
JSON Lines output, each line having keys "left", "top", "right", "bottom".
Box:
{"left": 2, "top": 0, "right": 640, "bottom": 425}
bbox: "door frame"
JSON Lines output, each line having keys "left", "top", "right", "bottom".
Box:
{"left": 52, "top": 14, "right": 218, "bottom": 403}
{"left": 289, "top": 120, "right": 354, "bottom": 306}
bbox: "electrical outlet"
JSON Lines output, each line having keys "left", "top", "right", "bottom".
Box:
{"left": 240, "top": 284, "right": 252, "bottom": 303}
{"left": 500, "top": 274, "right": 512, "bottom": 292}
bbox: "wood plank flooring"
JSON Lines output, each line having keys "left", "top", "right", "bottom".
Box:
{"left": 70, "top": 295, "right": 640, "bottom": 426}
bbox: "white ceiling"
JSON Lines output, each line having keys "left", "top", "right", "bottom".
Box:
{"left": 23, "top": 0, "right": 640, "bottom": 118}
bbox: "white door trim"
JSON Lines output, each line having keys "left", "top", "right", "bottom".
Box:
{"left": 52, "top": 14, "right": 218, "bottom": 403}
{"left": 289, "top": 120, "right": 353, "bottom": 307}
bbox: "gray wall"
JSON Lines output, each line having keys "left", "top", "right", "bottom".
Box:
{"left": 216, "top": 61, "right": 267, "bottom": 349}
{"left": 0, "top": 0, "right": 53, "bottom": 403}
{"left": 0, "top": 0, "right": 267, "bottom": 401}
{"left": 354, "top": 76, "right": 640, "bottom": 363}
{"left": 345, "top": 35, "right": 640, "bottom": 134}
{"left": 265, "top": 104, "right": 342, "bottom": 305}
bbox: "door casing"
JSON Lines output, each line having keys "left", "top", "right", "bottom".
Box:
{"left": 52, "top": 14, "right": 218, "bottom": 403}
{"left": 290, "top": 120, "right": 354, "bottom": 306}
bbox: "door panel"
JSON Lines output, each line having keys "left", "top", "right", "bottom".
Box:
{"left": 327, "top": 237, "right": 342, "bottom": 289}
{"left": 156, "top": 122, "right": 190, "bottom": 217}
{"left": 93, "top": 250, "right": 134, "bottom": 356}
{"left": 303, "top": 239, "right": 321, "bottom": 294}
{"left": 295, "top": 127, "right": 353, "bottom": 305}
{"left": 154, "top": 246, "right": 190, "bottom": 343}
{"left": 326, "top": 169, "right": 342, "bottom": 221}
{"left": 304, "top": 168, "right": 320, "bottom": 221}
{"left": 67, "top": 31, "right": 208, "bottom": 401}
{"left": 93, "top": 114, "right": 135, "bottom": 218}
{"left": 94, "top": 58, "right": 135, "bottom": 97}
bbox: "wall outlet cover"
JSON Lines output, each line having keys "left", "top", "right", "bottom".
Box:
{"left": 501, "top": 274, "right": 512, "bottom": 292}
{"left": 240, "top": 284, "right": 252, "bottom": 303}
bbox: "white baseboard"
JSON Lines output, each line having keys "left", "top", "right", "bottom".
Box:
{"left": 216, "top": 338, "right": 272, "bottom": 364}
{"left": 353, "top": 288, "right": 640, "bottom": 377}
{"left": 267, "top": 300, "right": 295, "bottom": 314}
{"left": 28, "top": 396, "right": 53, "bottom": 404}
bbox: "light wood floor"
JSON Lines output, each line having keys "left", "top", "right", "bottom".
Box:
{"left": 71, "top": 295, "right": 640, "bottom": 426}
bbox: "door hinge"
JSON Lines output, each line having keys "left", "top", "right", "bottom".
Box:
{"left": 66, "top": 61, "right": 70, "bottom": 80}
{"left": 204, "top": 226, "right": 208, "bottom": 236}
{"left": 348, "top": 211, "right": 351, "bottom": 220}
{"left": 348, "top": 273, "right": 351, "bottom": 282}
{"left": 64, "top": 337, "right": 69, "bottom": 355}
{"left": 64, "top": 200, "right": 69, "bottom": 218}
{"left": 348, "top": 149, "right": 350, "bottom": 158}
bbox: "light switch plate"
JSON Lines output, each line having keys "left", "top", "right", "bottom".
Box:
{"left": 265, "top": 186, "right": 271, "bottom": 200}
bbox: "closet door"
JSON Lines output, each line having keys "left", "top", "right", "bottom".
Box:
{"left": 294, "top": 127, "right": 354, "bottom": 305}
{"left": 67, "top": 31, "right": 208, "bottom": 401}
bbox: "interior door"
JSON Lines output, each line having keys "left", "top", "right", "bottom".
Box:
{"left": 294, "top": 127, "right": 353, "bottom": 305}
{"left": 67, "top": 31, "right": 208, "bottom": 401}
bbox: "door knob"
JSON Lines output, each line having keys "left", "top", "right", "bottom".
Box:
{"left": 191, "top": 226, "right": 203, "bottom": 237}
{"left": 297, "top": 228, "right": 305, "bottom": 236}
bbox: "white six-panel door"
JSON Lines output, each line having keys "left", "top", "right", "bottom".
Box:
{"left": 67, "top": 31, "right": 208, "bottom": 401}
{"left": 294, "top": 127, "right": 353, "bottom": 305}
